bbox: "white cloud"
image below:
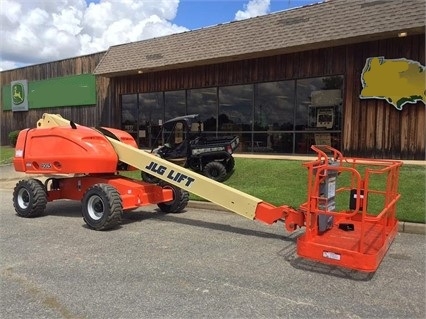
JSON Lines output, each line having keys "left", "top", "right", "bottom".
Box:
{"left": 235, "top": 0, "right": 271, "bottom": 21}
{"left": 0, "top": 0, "right": 187, "bottom": 71}
{"left": 0, "top": 0, "right": 276, "bottom": 72}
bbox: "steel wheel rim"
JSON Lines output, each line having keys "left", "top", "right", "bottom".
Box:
{"left": 17, "top": 188, "right": 30, "bottom": 209}
{"left": 87, "top": 195, "right": 104, "bottom": 220}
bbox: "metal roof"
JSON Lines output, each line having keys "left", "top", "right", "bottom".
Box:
{"left": 94, "top": 0, "right": 425, "bottom": 77}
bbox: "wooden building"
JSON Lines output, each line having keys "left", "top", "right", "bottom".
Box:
{"left": 1, "top": 0, "right": 425, "bottom": 159}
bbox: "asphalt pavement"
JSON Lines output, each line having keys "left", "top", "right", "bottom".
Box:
{"left": 0, "top": 164, "right": 425, "bottom": 318}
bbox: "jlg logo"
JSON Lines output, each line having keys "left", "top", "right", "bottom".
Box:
{"left": 145, "top": 161, "right": 195, "bottom": 187}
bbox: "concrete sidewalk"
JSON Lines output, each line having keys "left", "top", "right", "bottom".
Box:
{"left": 1, "top": 163, "right": 424, "bottom": 235}
{"left": 0, "top": 163, "right": 35, "bottom": 180}
{"left": 234, "top": 153, "right": 426, "bottom": 166}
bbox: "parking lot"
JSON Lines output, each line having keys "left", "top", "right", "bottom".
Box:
{"left": 0, "top": 183, "right": 425, "bottom": 318}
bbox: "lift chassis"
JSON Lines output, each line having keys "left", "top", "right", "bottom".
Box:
{"left": 12, "top": 114, "right": 402, "bottom": 272}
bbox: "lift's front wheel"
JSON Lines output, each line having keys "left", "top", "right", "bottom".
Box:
{"left": 157, "top": 183, "right": 189, "bottom": 213}
{"left": 13, "top": 179, "right": 47, "bottom": 217}
{"left": 82, "top": 184, "right": 123, "bottom": 230}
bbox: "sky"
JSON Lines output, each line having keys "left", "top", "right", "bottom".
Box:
{"left": 0, "top": 0, "right": 320, "bottom": 72}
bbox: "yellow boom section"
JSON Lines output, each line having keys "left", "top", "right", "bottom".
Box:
{"left": 37, "top": 114, "right": 262, "bottom": 219}
{"left": 110, "top": 138, "right": 261, "bottom": 219}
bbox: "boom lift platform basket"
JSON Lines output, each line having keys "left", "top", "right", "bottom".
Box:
{"left": 12, "top": 114, "right": 402, "bottom": 273}
{"left": 295, "top": 145, "right": 402, "bottom": 272}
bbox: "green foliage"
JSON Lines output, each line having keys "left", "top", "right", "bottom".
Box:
{"left": 8, "top": 130, "right": 20, "bottom": 147}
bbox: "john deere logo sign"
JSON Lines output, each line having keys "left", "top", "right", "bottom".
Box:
{"left": 10, "top": 80, "right": 28, "bottom": 112}
{"left": 12, "top": 83, "right": 25, "bottom": 105}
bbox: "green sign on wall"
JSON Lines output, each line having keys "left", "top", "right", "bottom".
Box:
{"left": 2, "top": 74, "right": 96, "bottom": 111}
{"left": 11, "top": 80, "right": 29, "bottom": 112}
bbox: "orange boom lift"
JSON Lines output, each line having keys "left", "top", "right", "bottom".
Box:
{"left": 12, "top": 114, "right": 402, "bottom": 272}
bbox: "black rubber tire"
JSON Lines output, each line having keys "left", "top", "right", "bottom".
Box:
{"left": 225, "top": 156, "right": 235, "bottom": 173}
{"left": 13, "top": 179, "right": 47, "bottom": 218}
{"left": 157, "top": 183, "right": 189, "bottom": 213}
{"left": 188, "top": 157, "right": 201, "bottom": 171}
{"left": 141, "top": 171, "right": 160, "bottom": 184}
{"left": 203, "top": 161, "right": 227, "bottom": 182}
{"left": 82, "top": 184, "right": 123, "bottom": 230}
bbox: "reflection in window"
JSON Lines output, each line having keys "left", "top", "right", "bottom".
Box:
{"left": 253, "top": 81, "right": 295, "bottom": 152}
{"left": 219, "top": 85, "right": 253, "bottom": 131}
{"left": 255, "top": 81, "right": 295, "bottom": 131}
{"left": 297, "top": 76, "right": 343, "bottom": 131}
{"left": 165, "top": 90, "right": 185, "bottom": 120}
{"left": 219, "top": 85, "right": 253, "bottom": 151}
{"left": 121, "top": 94, "right": 138, "bottom": 140}
{"left": 295, "top": 76, "right": 343, "bottom": 153}
{"left": 295, "top": 132, "right": 342, "bottom": 153}
{"left": 187, "top": 88, "right": 217, "bottom": 132}
{"left": 139, "top": 92, "right": 164, "bottom": 148}
{"left": 121, "top": 75, "right": 343, "bottom": 154}
{"left": 139, "top": 92, "right": 164, "bottom": 125}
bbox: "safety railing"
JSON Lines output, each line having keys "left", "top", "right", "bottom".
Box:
{"left": 296, "top": 145, "right": 402, "bottom": 272}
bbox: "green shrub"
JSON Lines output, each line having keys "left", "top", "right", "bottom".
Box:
{"left": 8, "top": 130, "right": 20, "bottom": 147}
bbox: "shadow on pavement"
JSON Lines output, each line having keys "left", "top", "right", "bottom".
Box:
{"left": 122, "top": 209, "right": 298, "bottom": 241}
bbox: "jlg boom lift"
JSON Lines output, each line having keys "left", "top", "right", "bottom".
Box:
{"left": 12, "top": 114, "right": 402, "bottom": 272}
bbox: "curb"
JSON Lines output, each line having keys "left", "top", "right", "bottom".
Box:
{"left": 399, "top": 222, "right": 426, "bottom": 235}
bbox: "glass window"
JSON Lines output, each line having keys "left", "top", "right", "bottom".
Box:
{"left": 165, "top": 90, "right": 186, "bottom": 121}
{"left": 121, "top": 75, "right": 343, "bottom": 154}
{"left": 139, "top": 92, "right": 164, "bottom": 148}
{"left": 219, "top": 85, "right": 253, "bottom": 151}
{"left": 121, "top": 94, "right": 138, "bottom": 140}
{"left": 254, "top": 81, "right": 295, "bottom": 152}
{"left": 219, "top": 85, "right": 253, "bottom": 131}
{"left": 296, "top": 78, "right": 320, "bottom": 130}
{"left": 295, "top": 75, "right": 343, "bottom": 153}
{"left": 187, "top": 88, "right": 217, "bottom": 132}
{"left": 255, "top": 81, "right": 295, "bottom": 131}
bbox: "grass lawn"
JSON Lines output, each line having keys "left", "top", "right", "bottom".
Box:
{"left": 1, "top": 146, "right": 424, "bottom": 223}
{"left": 219, "top": 158, "right": 425, "bottom": 223}
{"left": 0, "top": 146, "right": 14, "bottom": 165}
{"left": 123, "top": 158, "right": 426, "bottom": 223}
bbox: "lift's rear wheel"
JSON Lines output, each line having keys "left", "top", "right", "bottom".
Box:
{"left": 82, "top": 184, "right": 123, "bottom": 230}
{"left": 157, "top": 183, "right": 189, "bottom": 213}
{"left": 13, "top": 179, "right": 47, "bottom": 218}
{"left": 203, "top": 161, "right": 227, "bottom": 182}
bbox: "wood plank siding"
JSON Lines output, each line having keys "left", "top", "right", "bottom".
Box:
{"left": 0, "top": 52, "right": 109, "bottom": 145}
{"left": 1, "top": 34, "right": 424, "bottom": 159}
